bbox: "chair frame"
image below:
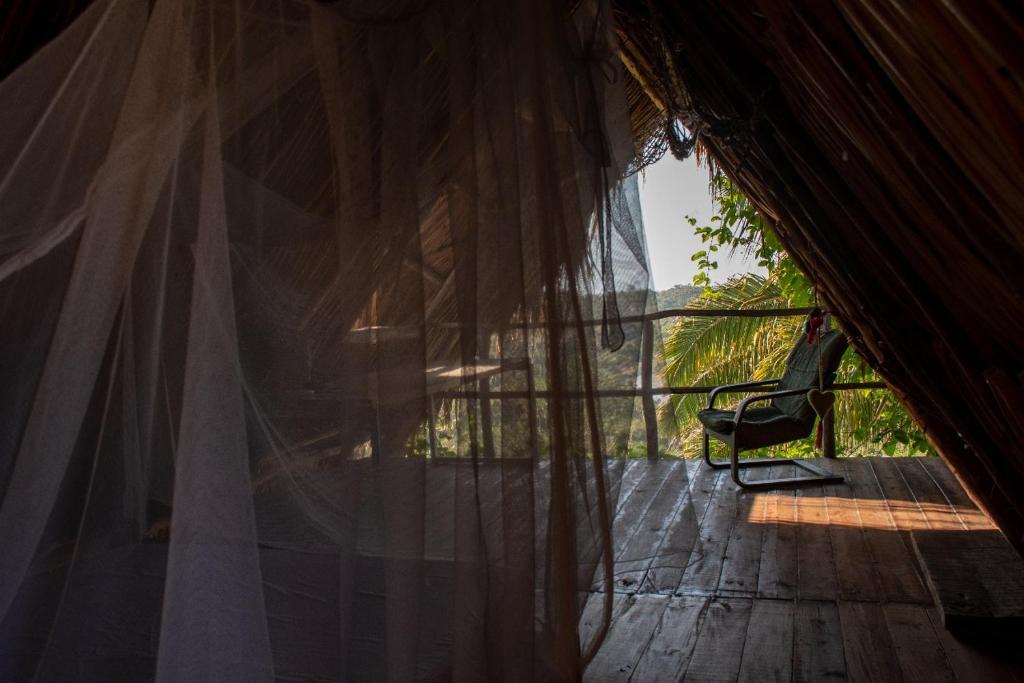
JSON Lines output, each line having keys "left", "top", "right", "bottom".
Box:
{"left": 702, "top": 379, "right": 845, "bottom": 489}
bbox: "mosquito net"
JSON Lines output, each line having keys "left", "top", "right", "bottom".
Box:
{"left": 0, "top": 0, "right": 692, "bottom": 679}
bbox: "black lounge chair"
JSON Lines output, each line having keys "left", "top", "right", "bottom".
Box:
{"left": 698, "top": 328, "right": 848, "bottom": 489}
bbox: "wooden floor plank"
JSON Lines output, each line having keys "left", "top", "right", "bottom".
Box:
{"left": 580, "top": 458, "right": 1024, "bottom": 683}
{"left": 718, "top": 468, "right": 770, "bottom": 596}
{"left": 612, "top": 461, "right": 687, "bottom": 592}
{"left": 584, "top": 595, "right": 670, "bottom": 681}
{"left": 795, "top": 479, "right": 839, "bottom": 601}
{"left": 893, "top": 458, "right": 1024, "bottom": 630}
{"left": 869, "top": 458, "right": 927, "bottom": 533}
{"left": 580, "top": 592, "right": 630, "bottom": 653}
{"left": 793, "top": 600, "right": 846, "bottom": 682}
{"left": 883, "top": 603, "right": 955, "bottom": 683}
{"left": 683, "top": 598, "right": 754, "bottom": 682}
{"left": 757, "top": 465, "right": 798, "bottom": 600}
{"left": 829, "top": 460, "right": 885, "bottom": 602}
{"left": 912, "top": 529, "right": 1024, "bottom": 631}
{"left": 918, "top": 458, "right": 995, "bottom": 531}
{"left": 614, "top": 459, "right": 649, "bottom": 515}
{"left": 596, "top": 460, "right": 681, "bottom": 592}
{"left": 679, "top": 466, "right": 736, "bottom": 595}
{"left": 894, "top": 458, "right": 965, "bottom": 532}
{"left": 647, "top": 462, "right": 719, "bottom": 595}
{"left": 838, "top": 601, "right": 902, "bottom": 682}
{"left": 845, "top": 459, "right": 929, "bottom": 604}
{"left": 612, "top": 460, "right": 679, "bottom": 557}
{"left": 737, "top": 598, "right": 794, "bottom": 683}
{"left": 630, "top": 596, "right": 709, "bottom": 682}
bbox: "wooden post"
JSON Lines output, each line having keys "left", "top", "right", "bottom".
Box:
{"left": 479, "top": 375, "right": 495, "bottom": 458}
{"left": 642, "top": 319, "right": 659, "bottom": 461}
{"left": 822, "top": 410, "right": 836, "bottom": 458}
{"left": 427, "top": 393, "right": 439, "bottom": 460}
{"left": 526, "top": 359, "right": 539, "bottom": 459}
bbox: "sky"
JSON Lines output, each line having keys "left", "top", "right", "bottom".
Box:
{"left": 637, "top": 153, "right": 763, "bottom": 290}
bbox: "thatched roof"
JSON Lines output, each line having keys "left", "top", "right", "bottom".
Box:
{"left": 4, "top": 0, "right": 1023, "bottom": 553}
{"left": 615, "top": 0, "right": 1024, "bottom": 553}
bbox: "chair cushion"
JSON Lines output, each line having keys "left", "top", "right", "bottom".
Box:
{"left": 698, "top": 405, "right": 813, "bottom": 447}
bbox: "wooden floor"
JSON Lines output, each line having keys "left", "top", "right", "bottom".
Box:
{"left": 581, "top": 457, "right": 1024, "bottom": 682}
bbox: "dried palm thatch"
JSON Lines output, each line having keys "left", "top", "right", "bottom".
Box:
{"left": 615, "top": 0, "right": 1024, "bottom": 552}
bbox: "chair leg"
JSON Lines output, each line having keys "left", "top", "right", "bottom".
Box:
{"left": 702, "top": 430, "right": 713, "bottom": 468}
{"left": 701, "top": 429, "right": 845, "bottom": 489}
{"left": 729, "top": 440, "right": 844, "bottom": 489}
{"left": 703, "top": 430, "right": 771, "bottom": 471}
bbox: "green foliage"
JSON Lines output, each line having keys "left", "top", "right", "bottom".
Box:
{"left": 664, "top": 173, "right": 932, "bottom": 459}
{"left": 656, "top": 283, "right": 702, "bottom": 311}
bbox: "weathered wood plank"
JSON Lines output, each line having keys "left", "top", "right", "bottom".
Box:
{"left": 683, "top": 598, "right": 754, "bottom": 682}
{"left": 918, "top": 457, "right": 996, "bottom": 531}
{"left": 911, "top": 530, "right": 1024, "bottom": 630}
{"left": 737, "top": 598, "right": 794, "bottom": 683}
{"left": 580, "top": 591, "right": 630, "bottom": 682}
{"left": 829, "top": 459, "right": 884, "bottom": 602}
{"left": 845, "top": 459, "right": 929, "bottom": 604}
{"left": 883, "top": 459, "right": 1024, "bottom": 630}
{"left": 679, "top": 466, "right": 736, "bottom": 595}
{"left": 579, "top": 592, "right": 629, "bottom": 649}
{"left": 630, "top": 595, "right": 709, "bottom": 682}
{"left": 612, "top": 460, "right": 680, "bottom": 556}
{"left": 894, "top": 457, "right": 965, "bottom": 532}
{"left": 614, "top": 461, "right": 690, "bottom": 593}
{"left": 793, "top": 600, "right": 846, "bottom": 682}
{"left": 577, "top": 459, "right": 1024, "bottom": 683}
{"left": 838, "top": 601, "right": 902, "bottom": 682}
{"left": 718, "top": 467, "right": 770, "bottom": 596}
{"left": 613, "top": 458, "right": 649, "bottom": 515}
{"left": 645, "top": 461, "right": 718, "bottom": 595}
{"left": 795, "top": 479, "right": 839, "bottom": 600}
{"left": 584, "top": 595, "right": 670, "bottom": 681}
{"left": 757, "top": 465, "right": 798, "bottom": 600}
{"left": 868, "top": 458, "right": 926, "bottom": 534}
{"left": 595, "top": 460, "right": 681, "bottom": 592}
{"left": 883, "top": 603, "right": 955, "bottom": 683}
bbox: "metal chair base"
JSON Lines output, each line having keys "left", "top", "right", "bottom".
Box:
{"left": 703, "top": 432, "right": 845, "bottom": 489}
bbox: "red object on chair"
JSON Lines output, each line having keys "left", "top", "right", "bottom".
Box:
{"left": 805, "top": 308, "right": 825, "bottom": 345}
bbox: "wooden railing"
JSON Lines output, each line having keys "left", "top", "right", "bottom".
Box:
{"left": 427, "top": 307, "right": 887, "bottom": 460}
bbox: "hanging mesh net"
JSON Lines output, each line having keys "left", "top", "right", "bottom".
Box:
{"left": 0, "top": 0, "right": 691, "bottom": 679}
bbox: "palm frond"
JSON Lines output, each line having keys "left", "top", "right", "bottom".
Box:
{"left": 659, "top": 275, "right": 799, "bottom": 427}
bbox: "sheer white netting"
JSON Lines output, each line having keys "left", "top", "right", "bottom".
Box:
{"left": 0, "top": 0, "right": 693, "bottom": 679}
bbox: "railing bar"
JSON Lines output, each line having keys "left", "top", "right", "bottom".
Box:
{"left": 428, "top": 307, "right": 818, "bottom": 330}
{"left": 641, "top": 319, "right": 658, "bottom": 460}
{"left": 832, "top": 381, "right": 887, "bottom": 390}
{"left": 433, "top": 381, "right": 886, "bottom": 400}
{"left": 630, "top": 307, "right": 816, "bottom": 322}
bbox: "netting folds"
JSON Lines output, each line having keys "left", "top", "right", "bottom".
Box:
{"left": 0, "top": 0, "right": 683, "bottom": 679}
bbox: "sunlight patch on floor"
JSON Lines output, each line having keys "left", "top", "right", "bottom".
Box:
{"left": 744, "top": 494, "right": 990, "bottom": 530}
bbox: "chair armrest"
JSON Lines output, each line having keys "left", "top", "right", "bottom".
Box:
{"left": 707, "top": 379, "right": 781, "bottom": 409}
{"left": 734, "top": 388, "right": 809, "bottom": 426}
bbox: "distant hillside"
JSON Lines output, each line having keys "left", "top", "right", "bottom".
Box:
{"left": 655, "top": 284, "right": 702, "bottom": 311}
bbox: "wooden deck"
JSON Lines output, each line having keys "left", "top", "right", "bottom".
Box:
{"left": 581, "top": 457, "right": 1024, "bottom": 681}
